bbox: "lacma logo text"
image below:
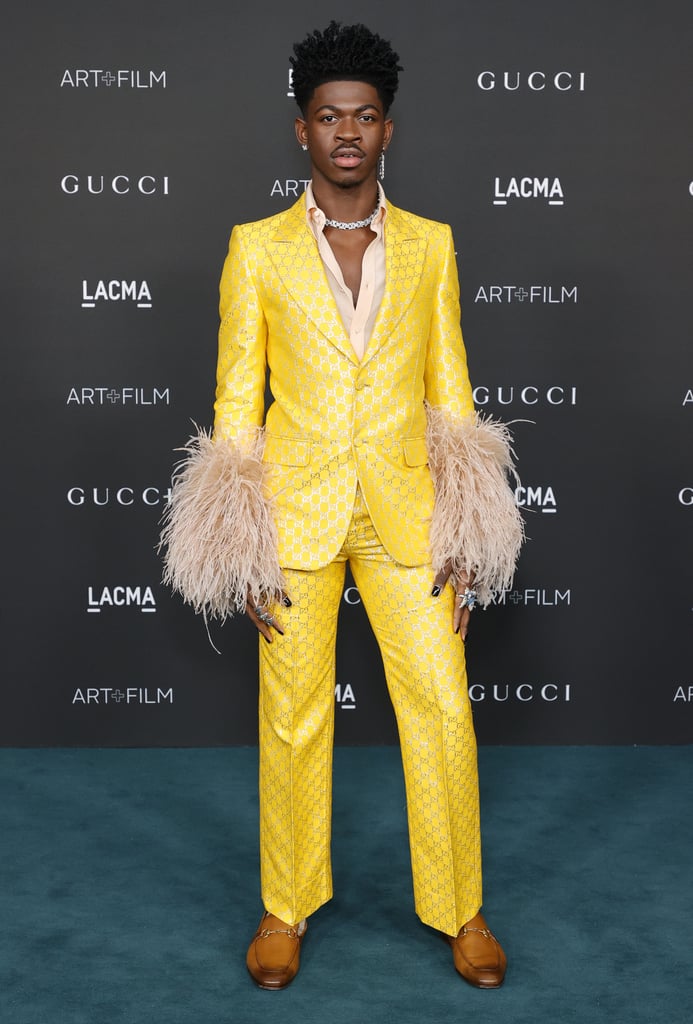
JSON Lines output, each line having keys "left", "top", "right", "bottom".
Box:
{"left": 514, "top": 486, "right": 557, "bottom": 513}
{"left": 87, "top": 585, "right": 156, "bottom": 613}
{"left": 494, "top": 177, "right": 564, "bottom": 206}
{"left": 335, "top": 684, "right": 356, "bottom": 709}
{"left": 82, "top": 280, "right": 152, "bottom": 308}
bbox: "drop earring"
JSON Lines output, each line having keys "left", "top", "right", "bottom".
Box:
{"left": 378, "top": 150, "right": 385, "bottom": 180}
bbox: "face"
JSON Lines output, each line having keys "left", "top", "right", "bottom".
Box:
{"left": 295, "top": 80, "right": 393, "bottom": 190}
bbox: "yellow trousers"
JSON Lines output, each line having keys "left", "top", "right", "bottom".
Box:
{"left": 258, "top": 489, "right": 482, "bottom": 937}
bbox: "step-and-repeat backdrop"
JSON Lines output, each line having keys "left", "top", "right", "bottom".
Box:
{"left": 3, "top": 0, "right": 691, "bottom": 746}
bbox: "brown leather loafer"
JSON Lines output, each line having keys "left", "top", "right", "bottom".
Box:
{"left": 246, "top": 911, "right": 307, "bottom": 989}
{"left": 448, "top": 911, "right": 507, "bottom": 988}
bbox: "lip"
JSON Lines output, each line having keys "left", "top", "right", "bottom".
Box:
{"left": 332, "top": 147, "right": 365, "bottom": 168}
{"left": 333, "top": 155, "right": 363, "bottom": 168}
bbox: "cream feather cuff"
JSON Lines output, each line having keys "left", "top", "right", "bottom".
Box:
{"left": 425, "top": 405, "right": 525, "bottom": 607}
{"left": 159, "top": 428, "right": 283, "bottom": 621}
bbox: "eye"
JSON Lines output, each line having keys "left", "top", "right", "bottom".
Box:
{"left": 320, "top": 114, "right": 337, "bottom": 123}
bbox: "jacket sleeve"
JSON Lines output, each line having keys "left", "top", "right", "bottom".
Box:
{"left": 214, "top": 225, "right": 268, "bottom": 439}
{"left": 159, "top": 226, "right": 283, "bottom": 622}
{"left": 423, "top": 226, "right": 524, "bottom": 606}
{"left": 423, "top": 225, "right": 475, "bottom": 419}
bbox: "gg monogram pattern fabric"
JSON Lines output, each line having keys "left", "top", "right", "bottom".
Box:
{"left": 213, "top": 196, "right": 476, "bottom": 571}
{"left": 259, "top": 490, "right": 481, "bottom": 937}
{"left": 212, "top": 195, "right": 487, "bottom": 936}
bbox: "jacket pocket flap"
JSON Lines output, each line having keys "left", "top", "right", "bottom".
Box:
{"left": 264, "top": 435, "right": 311, "bottom": 467}
{"left": 403, "top": 437, "right": 429, "bottom": 467}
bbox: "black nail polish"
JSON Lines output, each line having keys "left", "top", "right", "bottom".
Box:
{"left": 431, "top": 585, "right": 441, "bottom": 597}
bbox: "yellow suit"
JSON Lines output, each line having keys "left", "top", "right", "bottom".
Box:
{"left": 210, "top": 195, "right": 485, "bottom": 935}
{"left": 161, "top": 194, "right": 522, "bottom": 936}
{"left": 213, "top": 195, "right": 475, "bottom": 570}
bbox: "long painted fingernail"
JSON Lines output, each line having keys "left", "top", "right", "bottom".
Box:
{"left": 431, "top": 585, "right": 441, "bottom": 597}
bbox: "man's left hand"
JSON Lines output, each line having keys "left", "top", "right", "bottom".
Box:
{"left": 431, "top": 561, "right": 473, "bottom": 640}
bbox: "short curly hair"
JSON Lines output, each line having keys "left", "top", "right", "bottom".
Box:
{"left": 290, "top": 21, "right": 402, "bottom": 114}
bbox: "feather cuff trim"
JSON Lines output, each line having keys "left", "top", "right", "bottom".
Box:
{"left": 426, "top": 405, "right": 525, "bottom": 607}
{"left": 159, "top": 428, "right": 283, "bottom": 621}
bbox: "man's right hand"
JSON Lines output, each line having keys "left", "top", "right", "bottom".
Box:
{"left": 245, "top": 592, "right": 290, "bottom": 642}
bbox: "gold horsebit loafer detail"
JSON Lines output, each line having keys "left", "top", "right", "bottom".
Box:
{"left": 246, "top": 912, "right": 307, "bottom": 989}
{"left": 448, "top": 912, "right": 507, "bottom": 988}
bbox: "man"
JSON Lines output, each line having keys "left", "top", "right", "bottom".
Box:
{"left": 161, "top": 21, "right": 523, "bottom": 991}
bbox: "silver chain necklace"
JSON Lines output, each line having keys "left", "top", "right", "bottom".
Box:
{"left": 324, "top": 194, "right": 380, "bottom": 230}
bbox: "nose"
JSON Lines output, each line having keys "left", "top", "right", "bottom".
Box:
{"left": 336, "top": 118, "right": 361, "bottom": 141}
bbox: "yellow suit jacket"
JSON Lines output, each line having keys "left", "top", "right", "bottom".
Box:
{"left": 213, "top": 195, "right": 475, "bottom": 571}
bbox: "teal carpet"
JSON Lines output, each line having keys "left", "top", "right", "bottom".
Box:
{"left": 1, "top": 747, "right": 691, "bottom": 1023}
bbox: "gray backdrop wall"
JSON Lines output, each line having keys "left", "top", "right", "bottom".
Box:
{"left": 3, "top": 0, "right": 692, "bottom": 746}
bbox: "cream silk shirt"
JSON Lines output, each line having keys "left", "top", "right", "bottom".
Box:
{"left": 305, "top": 181, "right": 386, "bottom": 361}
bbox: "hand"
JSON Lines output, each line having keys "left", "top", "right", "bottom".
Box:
{"left": 245, "top": 590, "right": 290, "bottom": 643}
{"left": 431, "top": 561, "right": 474, "bottom": 641}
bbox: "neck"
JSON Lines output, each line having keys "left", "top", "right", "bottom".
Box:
{"left": 311, "top": 176, "right": 379, "bottom": 224}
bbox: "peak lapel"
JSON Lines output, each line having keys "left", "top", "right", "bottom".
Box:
{"left": 267, "top": 198, "right": 357, "bottom": 365}
{"left": 361, "top": 204, "right": 428, "bottom": 368}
